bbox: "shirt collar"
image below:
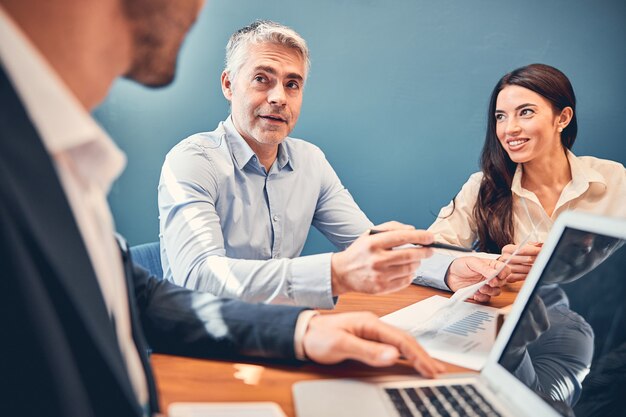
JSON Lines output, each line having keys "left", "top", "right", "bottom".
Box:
{"left": 511, "top": 149, "right": 607, "bottom": 199}
{"left": 223, "top": 115, "right": 293, "bottom": 172}
{"left": 223, "top": 116, "right": 256, "bottom": 170}
{"left": 0, "top": 7, "right": 126, "bottom": 191}
{"left": 566, "top": 149, "right": 606, "bottom": 190}
{"left": 277, "top": 140, "right": 293, "bottom": 171}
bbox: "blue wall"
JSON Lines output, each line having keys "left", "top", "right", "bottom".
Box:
{"left": 94, "top": 0, "right": 626, "bottom": 254}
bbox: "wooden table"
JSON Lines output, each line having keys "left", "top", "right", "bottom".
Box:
{"left": 152, "top": 283, "right": 522, "bottom": 416}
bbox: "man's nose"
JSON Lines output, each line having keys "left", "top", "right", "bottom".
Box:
{"left": 267, "top": 84, "right": 287, "bottom": 106}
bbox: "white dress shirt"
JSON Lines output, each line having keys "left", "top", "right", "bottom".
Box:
{"left": 0, "top": 8, "right": 148, "bottom": 407}
{"left": 159, "top": 117, "right": 373, "bottom": 308}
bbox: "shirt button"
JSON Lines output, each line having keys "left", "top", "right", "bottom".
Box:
{"left": 273, "top": 215, "right": 279, "bottom": 222}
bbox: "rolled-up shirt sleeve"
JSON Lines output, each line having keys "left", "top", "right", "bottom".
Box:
{"left": 413, "top": 253, "right": 455, "bottom": 291}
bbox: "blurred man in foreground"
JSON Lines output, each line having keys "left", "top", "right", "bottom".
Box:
{"left": 0, "top": 1, "right": 443, "bottom": 416}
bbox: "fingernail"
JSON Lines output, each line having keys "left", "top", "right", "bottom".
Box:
{"left": 378, "top": 348, "right": 397, "bottom": 362}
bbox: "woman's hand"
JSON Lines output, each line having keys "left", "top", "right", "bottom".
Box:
{"left": 446, "top": 257, "right": 510, "bottom": 303}
{"left": 499, "top": 242, "right": 543, "bottom": 283}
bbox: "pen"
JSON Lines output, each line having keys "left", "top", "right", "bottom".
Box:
{"left": 369, "top": 229, "right": 474, "bottom": 253}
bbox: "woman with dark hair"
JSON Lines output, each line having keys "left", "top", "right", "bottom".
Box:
{"left": 429, "top": 63, "right": 625, "bottom": 283}
{"left": 426, "top": 64, "right": 624, "bottom": 406}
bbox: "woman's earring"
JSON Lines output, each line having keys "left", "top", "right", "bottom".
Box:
{"left": 557, "top": 127, "right": 563, "bottom": 133}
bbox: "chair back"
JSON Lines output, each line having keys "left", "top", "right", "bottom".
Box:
{"left": 130, "top": 241, "right": 163, "bottom": 280}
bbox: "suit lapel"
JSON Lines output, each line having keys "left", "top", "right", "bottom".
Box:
{"left": 0, "top": 67, "right": 140, "bottom": 410}
{"left": 117, "top": 236, "right": 160, "bottom": 413}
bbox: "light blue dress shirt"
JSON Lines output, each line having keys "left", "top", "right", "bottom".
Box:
{"left": 159, "top": 117, "right": 452, "bottom": 308}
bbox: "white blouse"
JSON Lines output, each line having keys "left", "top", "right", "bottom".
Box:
{"left": 429, "top": 150, "right": 626, "bottom": 249}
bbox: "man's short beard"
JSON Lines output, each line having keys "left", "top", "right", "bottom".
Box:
{"left": 120, "top": 0, "right": 192, "bottom": 88}
{"left": 124, "top": 42, "right": 177, "bottom": 88}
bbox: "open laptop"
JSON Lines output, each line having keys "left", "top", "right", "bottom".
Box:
{"left": 293, "top": 212, "right": 626, "bottom": 417}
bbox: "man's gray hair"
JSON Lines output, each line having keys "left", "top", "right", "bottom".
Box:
{"left": 225, "top": 20, "right": 310, "bottom": 82}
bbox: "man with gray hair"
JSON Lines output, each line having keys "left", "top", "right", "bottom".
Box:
{"left": 159, "top": 20, "right": 508, "bottom": 308}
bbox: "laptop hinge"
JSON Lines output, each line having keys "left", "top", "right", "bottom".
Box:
{"left": 479, "top": 373, "right": 501, "bottom": 395}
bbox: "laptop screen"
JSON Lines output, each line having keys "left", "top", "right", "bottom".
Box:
{"left": 497, "top": 227, "right": 626, "bottom": 417}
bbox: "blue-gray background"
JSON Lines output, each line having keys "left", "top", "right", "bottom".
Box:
{"left": 94, "top": 0, "right": 626, "bottom": 254}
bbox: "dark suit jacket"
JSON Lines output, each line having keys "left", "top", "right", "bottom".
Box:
{"left": 0, "top": 67, "right": 305, "bottom": 417}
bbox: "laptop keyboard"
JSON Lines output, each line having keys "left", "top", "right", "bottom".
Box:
{"left": 384, "top": 384, "right": 502, "bottom": 417}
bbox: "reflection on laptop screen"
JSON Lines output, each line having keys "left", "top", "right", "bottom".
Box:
{"left": 497, "top": 227, "right": 626, "bottom": 417}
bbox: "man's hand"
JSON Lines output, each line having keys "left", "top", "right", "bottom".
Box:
{"left": 446, "top": 257, "right": 510, "bottom": 303}
{"left": 302, "top": 312, "right": 445, "bottom": 378}
{"left": 330, "top": 226, "right": 434, "bottom": 296}
{"left": 499, "top": 243, "right": 542, "bottom": 283}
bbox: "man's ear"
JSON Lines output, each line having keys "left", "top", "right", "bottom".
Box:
{"left": 558, "top": 106, "right": 574, "bottom": 130}
{"left": 221, "top": 71, "right": 233, "bottom": 101}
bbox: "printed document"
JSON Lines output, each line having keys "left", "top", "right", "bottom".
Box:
{"left": 382, "top": 295, "right": 500, "bottom": 370}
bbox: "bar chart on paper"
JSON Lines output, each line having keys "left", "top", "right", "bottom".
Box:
{"left": 382, "top": 296, "right": 500, "bottom": 370}
{"left": 445, "top": 310, "right": 493, "bottom": 337}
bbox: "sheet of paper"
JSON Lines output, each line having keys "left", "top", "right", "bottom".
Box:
{"left": 381, "top": 295, "right": 499, "bottom": 370}
{"left": 169, "top": 402, "right": 286, "bottom": 417}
